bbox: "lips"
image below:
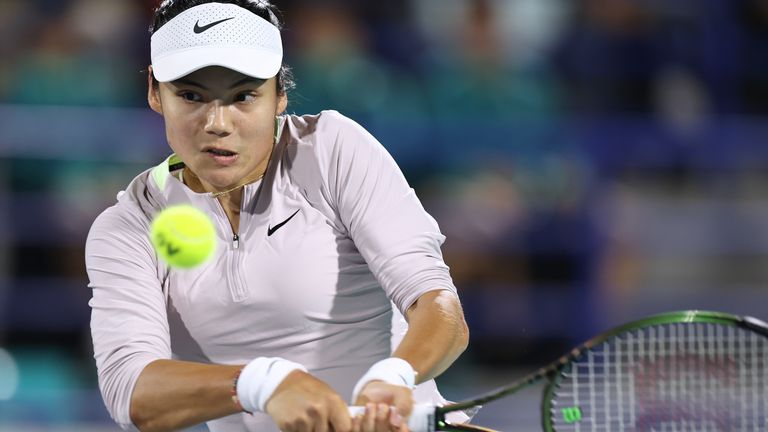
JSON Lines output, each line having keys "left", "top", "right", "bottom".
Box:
{"left": 203, "top": 146, "right": 239, "bottom": 166}
{"left": 203, "top": 146, "right": 237, "bottom": 157}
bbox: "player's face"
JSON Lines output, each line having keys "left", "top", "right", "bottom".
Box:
{"left": 148, "top": 66, "right": 287, "bottom": 192}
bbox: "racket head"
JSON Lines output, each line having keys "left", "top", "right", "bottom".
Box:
{"left": 541, "top": 310, "right": 768, "bottom": 431}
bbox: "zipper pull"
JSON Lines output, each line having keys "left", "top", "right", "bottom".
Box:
{"left": 232, "top": 234, "right": 240, "bottom": 250}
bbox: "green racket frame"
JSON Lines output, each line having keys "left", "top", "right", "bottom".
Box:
{"left": 540, "top": 310, "right": 768, "bottom": 431}
{"left": 431, "top": 310, "right": 768, "bottom": 432}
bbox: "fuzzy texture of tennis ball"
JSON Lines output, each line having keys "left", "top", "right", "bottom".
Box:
{"left": 150, "top": 205, "right": 216, "bottom": 268}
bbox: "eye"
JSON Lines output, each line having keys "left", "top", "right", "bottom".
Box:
{"left": 179, "top": 91, "right": 202, "bottom": 102}
{"left": 235, "top": 92, "right": 257, "bottom": 103}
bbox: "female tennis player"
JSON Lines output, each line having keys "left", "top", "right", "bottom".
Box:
{"left": 85, "top": 1, "right": 469, "bottom": 431}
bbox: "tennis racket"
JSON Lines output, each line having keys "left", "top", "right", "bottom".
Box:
{"left": 351, "top": 310, "right": 768, "bottom": 431}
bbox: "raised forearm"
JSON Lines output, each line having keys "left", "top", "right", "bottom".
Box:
{"left": 392, "top": 290, "right": 469, "bottom": 383}
{"left": 129, "top": 359, "right": 243, "bottom": 432}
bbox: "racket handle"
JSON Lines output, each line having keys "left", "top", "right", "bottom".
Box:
{"left": 348, "top": 403, "right": 435, "bottom": 432}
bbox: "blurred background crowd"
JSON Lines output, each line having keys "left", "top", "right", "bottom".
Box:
{"left": 2, "top": 0, "right": 768, "bottom": 429}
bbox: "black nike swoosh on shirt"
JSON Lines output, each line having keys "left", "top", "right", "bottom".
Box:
{"left": 267, "top": 209, "right": 300, "bottom": 236}
{"left": 193, "top": 17, "right": 234, "bottom": 34}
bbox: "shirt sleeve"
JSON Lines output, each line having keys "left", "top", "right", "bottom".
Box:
{"left": 85, "top": 204, "right": 171, "bottom": 430}
{"left": 315, "top": 111, "right": 457, "bottom": 315}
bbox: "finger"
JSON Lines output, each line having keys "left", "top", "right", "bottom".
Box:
{"left": 375, "top": 403, "right": 390, "bottom": 431}
{"left": 305, "top": 401, "right": 329, "bottom": 432}
{"left": 350, "top": 413, "right": 362, "bottom": 432}
{"left": 393, "top": 390, "right": 414, "bottom": 418}
{"left": 313, "top": 410, "right": 329, "bottom": 432}
{"left": 327, "top": 399, "right": 352, "bottom": 432}
{"left": 363, "top": 403, "right": 377, "bottom": 432}
{"left": 389, "top": 409, "right": 403, "bottom": 429}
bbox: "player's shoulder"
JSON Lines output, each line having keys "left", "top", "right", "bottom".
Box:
{"left": 283, "top": 111, "right": 384, "bottom": 174}
{"left": 87, "top": 169, "right": 159, "bottom": 243}
{"left": 283, "top": 110, "right": 374, "bottom": 150}
{"left": 284, "top": 109, "right": 359, "bottom": 132}
{"left": 314, "top": 109, "right": 367, "bottom": 133}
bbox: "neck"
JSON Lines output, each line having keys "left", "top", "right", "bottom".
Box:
{"left": 181, "top": 167, "right": 264, "bottom": 200}
{"left": 182, "top": 170, "right": 248, "bottom": 233}
{"left": 218, "top": 189, "right": 243, "bottom": 214}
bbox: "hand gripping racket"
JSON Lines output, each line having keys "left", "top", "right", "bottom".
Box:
{"left": 351, "top": 310, "right": 768, "bottom": 431}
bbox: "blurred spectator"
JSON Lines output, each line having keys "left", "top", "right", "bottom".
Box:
{"left": 738, "top": 0, "right": 768, "bottom": 113}
{"left": 554, "top": 0, "right": 745, "bottom": 116}
{"left": 5, "top": 0, "right": 145, "bottom": 106}
{"left": 413, "top": 0, "right": 564, "bottom": 117}
{"left": 554, "top": 0, "right": 662, "bottom": 114}
{"left": 353, "top": 0, "right": 423, "bottom": 71}
{"left": 284, "top": 1, "right": 427, "bottom": 119}
{"left": 0, "top": 0, "right": 36, "bottom": 101}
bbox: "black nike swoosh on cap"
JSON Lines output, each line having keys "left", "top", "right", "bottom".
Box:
{"left": 267, "top": 209, "right": 300, "bottom": 236}
{"left": 193, "top": 17, "right": 235, "bottom": 34}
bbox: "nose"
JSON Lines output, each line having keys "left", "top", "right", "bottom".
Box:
{"left": 204, "top": 101, "right": 233, "bottom": 137}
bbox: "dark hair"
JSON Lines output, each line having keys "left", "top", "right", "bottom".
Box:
{"left": 149, "top": 0, "right": 295, "bottom": 95}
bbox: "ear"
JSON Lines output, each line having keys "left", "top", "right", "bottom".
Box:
{"left": 277, "top": 92, "right": 288, "bottom": 115}
{"left": 147, "top": 66, "right": 163, "bottom": 115}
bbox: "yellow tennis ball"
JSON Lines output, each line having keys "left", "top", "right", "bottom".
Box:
{"left": 150, "top": 205, "right": 216, "bottom": 268}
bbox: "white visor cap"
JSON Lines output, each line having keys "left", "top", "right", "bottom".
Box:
{"left": 150, "top": 3, "right": 283, "bottom": 82}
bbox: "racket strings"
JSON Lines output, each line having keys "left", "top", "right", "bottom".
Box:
{"left": 549, "top": 322, "right": 768, "bottom": 431}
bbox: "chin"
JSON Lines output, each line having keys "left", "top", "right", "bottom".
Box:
{"left": 208, "top": 175, "right": 240, "bottom": 190}
{"left": 192, "top": 167, "right": 235, "bottom": 188}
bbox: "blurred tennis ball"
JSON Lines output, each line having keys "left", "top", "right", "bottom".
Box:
{"left": 150, "top": 205, "right": 216, "bottom": 268}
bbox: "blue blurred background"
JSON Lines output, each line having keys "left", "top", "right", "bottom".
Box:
{"left": 2, "top": 0, "right": 768, "bottom": 430}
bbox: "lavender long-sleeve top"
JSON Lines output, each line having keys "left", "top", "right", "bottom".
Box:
{"left": 86, "top": 111, "right": 458, "bottom": 431}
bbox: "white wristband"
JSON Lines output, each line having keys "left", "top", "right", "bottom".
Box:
{"left": 351, "top": 357, "right": 416, "bottom": 403}
{"left": 236, "top": 357, "right": 307, "bottom": 413}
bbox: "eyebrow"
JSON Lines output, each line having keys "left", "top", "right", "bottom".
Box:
{"left": 172, "top": 77, "right": 266, "bottom": 90}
